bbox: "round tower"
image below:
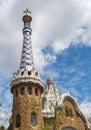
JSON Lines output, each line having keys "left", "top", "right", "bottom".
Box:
{"left": 10, "top": 9, "right": 44, "bottom": 130}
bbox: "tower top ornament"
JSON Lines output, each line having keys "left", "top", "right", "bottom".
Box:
{"left": 23, "top": 8, "right": 31, "bottom": 15}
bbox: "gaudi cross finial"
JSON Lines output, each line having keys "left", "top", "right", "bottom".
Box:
{"left": 23, "top": 8, "right": 31, "bottom": 15}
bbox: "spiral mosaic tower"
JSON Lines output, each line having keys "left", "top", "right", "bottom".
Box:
{"left": 10, "top": 9, "right": 44, "bottom": 130}
{"left": 20, "top": 13, "right": 34, "bottom": 69}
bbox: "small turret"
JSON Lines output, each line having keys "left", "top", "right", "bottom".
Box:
{"left": 47, "top": 77, "right": 54, "bottom": 85}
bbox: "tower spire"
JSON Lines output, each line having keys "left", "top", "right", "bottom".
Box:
{"left": 11, "top": 10, "right": 44, "bottom": 91}
{"left": 10, "top": 11, "right": 44, "bottom": 130}
{"left": 20, "top": 10, "right": 34, "bottom": 70}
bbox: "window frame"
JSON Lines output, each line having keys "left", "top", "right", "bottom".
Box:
{"left": 28, "top": 87, "right": 32, "bottom": 95}
{"left": 16, "top": 114, "right": 21, "bottom": 128}
{"left": 31, "top": 112, "right": 37, "bottom": 126}
{"left": 21, "top": 87, "right": 24, "bottom": 95}
{"left": 65, "top": 106, "right": 70, "bottom": 116}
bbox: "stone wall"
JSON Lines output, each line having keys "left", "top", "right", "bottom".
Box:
{"left": 11, "top": 82, "right": 89, "bottom": 130}
{"left": 12, "top": 82, "right": 44, "bottom": 130}
{"left": 44, "top": 99, "right": 89, "bottom": 130}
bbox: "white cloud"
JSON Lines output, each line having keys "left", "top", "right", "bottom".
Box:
{"left": 0, "top": 0, "right": 91, "bottom": 76}
{"left": 79, "top": 101, "right": 91, "bottom": 117}
{"left": 52, "top": 40, "right": 70, "bottom": 53}
{"left": 0, "top": 0, "right": 91, "bottom": 73}
{"left": 45, "top": 53, "right": 56, "bottom": 63}
{"left": 0, "top": 0, "right": 91, "bottom": 127}
{"left": 33, "top": 49, "right": 47, "bottom": 73}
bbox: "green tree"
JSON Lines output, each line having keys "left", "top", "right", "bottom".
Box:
{"left": 0, "top": 102, "right": 9, "bottom": 128}
{"left": 0, "top": 125, "right": 5, "bottom": 130}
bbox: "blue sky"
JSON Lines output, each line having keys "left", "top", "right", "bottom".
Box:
{"left": 0, "top": 0, "right": 91, "bottom": 126}
{"left": 42, "top": 44, "right": 91, "bottom": 103}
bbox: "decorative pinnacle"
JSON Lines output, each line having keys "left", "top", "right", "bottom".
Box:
{"left": 23, "top": 8, "right": 31, "bottom": 15}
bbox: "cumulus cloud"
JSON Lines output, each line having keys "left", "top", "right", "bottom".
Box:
{"left": 0, "top": 0, "right": 91, "bottom": 73}
{"left": 45, "top": 53, "right": 56, "bottom": 63}
{"left": 79, "top": 101, "right": 91, "bottom": 117}
{"left": 1, "top": 0, "right": 91, "bottom": 125}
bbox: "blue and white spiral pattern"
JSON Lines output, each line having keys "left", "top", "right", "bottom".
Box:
{"left": 20, "top": 23, "right": 34, "bottom": 69}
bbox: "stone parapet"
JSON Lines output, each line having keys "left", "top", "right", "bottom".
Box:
{"left": 11, "top": 76, "right": 44, "bottom": 93}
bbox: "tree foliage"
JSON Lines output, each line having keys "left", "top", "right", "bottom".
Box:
{"left": 0, "top": 126, "right": 5, "bottom": 130}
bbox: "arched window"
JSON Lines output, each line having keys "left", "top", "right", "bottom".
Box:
{"left": 31, "top": 113, "right": 36, "bottom": 126}
{"left": 16, "top": 115, "right": 21, "bottom": 128}
{"left": 65, "top": 106, "right": 69, "bottom": 116}
{"left": 76, "top": 111, "right": 79, "bottom": 117}
{"left": 28, "top": 71, "right": 31, "bottom": 75}
{"left": 42, "top": 99, "right": 45, "bottom": 109}
{"left": 21, "top": 71, "right": 24, "bottom": 76}
{"left": 70, "top": 108, "right": 73, "bottom": 117}
{"left": 28, "top": 87, "right": 32, "bottom": 95}
{"left": 21, "top": 87, "right": 24, "bottom": 95}
{"left": 35, "top": 88, "right": 38, "bottom": 96}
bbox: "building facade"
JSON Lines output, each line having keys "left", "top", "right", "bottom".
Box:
{"left": 42, "top": 77, "right": 90, "bottom": 130}
{"left": 10, "top": 11, "right": 90, "bottom": 130}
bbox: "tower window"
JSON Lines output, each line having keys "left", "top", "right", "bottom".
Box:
{"left": 21, "top": 87, "right": 24, "bottom": 95}
{"left": 15, "top": 89, "right": 18, "bottom": 97}
{"left": 16, "top": 115, "right": 21, "bottom": 128}
{"left": 28, "top": 71, "right": 31, "bottom": 75}
{"left": 35, "top": 72, "right": 38, "bottom": 76}
{"left": 28, "top": 87, "right": 32, "bottom": 95}
{"left": 76, "top": 111, "right": 79, "bottom": 117}
{"left": 21, "top": 71, "right": 24, "bottom": 76}
{"left": 65, "top": 106, "right": 69, "bottom": 116}
{"left": 35, "top": 88, "right": 38, "bottom": 96}
{"left": 70, "top": 108, "right": 73, "bottom": 117}
{"left": 31, "top": 113, "right": 36, "bottom": 126}
{"left": 42, "top": 99, "right": 45, "bottom": 109}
